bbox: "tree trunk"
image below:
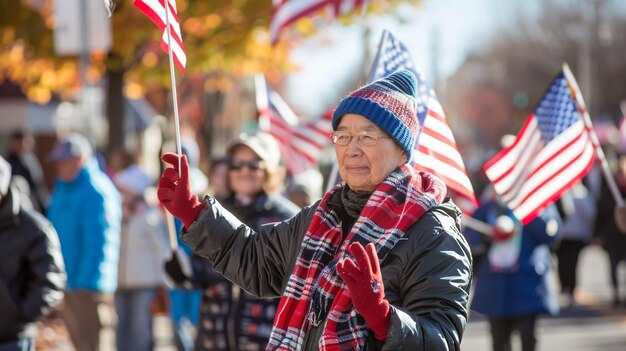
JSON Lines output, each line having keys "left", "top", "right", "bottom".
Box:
{"left": 203, "top": 88, "right": 225, "bottom": 159}
{"left": 106, "top": 68, "right": 125, "bottom": 152}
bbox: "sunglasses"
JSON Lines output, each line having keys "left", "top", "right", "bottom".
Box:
{"left": 228, "top": 159, "right": 265, "bottom": 171}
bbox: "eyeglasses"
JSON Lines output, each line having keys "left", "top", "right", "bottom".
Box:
{"left": 228, "top": 159, "right": 265, "bottom": 171}
{"left": 330, "top": 130, "right": 391, "bottom": 146}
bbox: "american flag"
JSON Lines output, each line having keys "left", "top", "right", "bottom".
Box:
{"left": 270, "top": 0, "right": 367, "bottom": 44}
{"left": 255, "top": 75, "right": 332, "bottom": 175}
{"left": 368, "top": 30, "right": 478, "bottom": 210}
{"left": 134, "top": 0, "right": 186, "bottom": 74}
{"left": 483, "top": 67, "right": 596, "bottom": 225}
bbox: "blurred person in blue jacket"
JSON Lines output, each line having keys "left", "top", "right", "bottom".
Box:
{"left": 464, "top": 191, "right": 561, "bottom": 351}
{"left": 46, "top": 133, "right": 122, "bottom": 351}
{"left": 0, "top": 156, "right": 66, "bottom": 351}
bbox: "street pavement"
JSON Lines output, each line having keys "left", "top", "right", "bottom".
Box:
{"left": 45, "top": 245, "right": 626, "bottom": 350}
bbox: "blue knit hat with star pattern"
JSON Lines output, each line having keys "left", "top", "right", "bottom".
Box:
{"left": 331, "top": 69, "right": 419, "bottom": 163}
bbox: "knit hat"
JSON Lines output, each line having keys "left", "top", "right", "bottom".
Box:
{"left": 227, "top": 132, "right": 282, "bottom": 170}
{"left": 332, "top": 69, "right": 419, "bottom": 162}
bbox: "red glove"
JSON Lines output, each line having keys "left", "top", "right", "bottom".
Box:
{"left": 336, "top": 242, "right": 391, "bottom": 341}
{"left": 157, "top": 153, "right": 205, "bottom": 229}
{"left": 492, "top": 215, "right": 515, "bottom": 242}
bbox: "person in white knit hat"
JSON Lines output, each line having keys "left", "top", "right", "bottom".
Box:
{"left": 114, "top": 165, "right": 169, "bottom": 351}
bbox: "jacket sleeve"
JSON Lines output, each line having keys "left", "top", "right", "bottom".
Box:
{"left": 182, "top": 196, "right": 317, "bottom": 298}
{"left": 76, "top": 192, "right": 108, "bottom": 290}
{"left": 20, "top": 212, "right": 66, "bottom": 322}
{"left": 188, "top": 255, "right": 228, "bottom": 289}
{"left": 525, "top": 204, "right": 562, "bottom": 247}
{"left": 382, "top": 206, "right": 472, "bottom": 351}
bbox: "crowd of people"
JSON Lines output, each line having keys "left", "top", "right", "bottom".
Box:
{"left": 1, "top": 69, "right": 626, "bottom": 351}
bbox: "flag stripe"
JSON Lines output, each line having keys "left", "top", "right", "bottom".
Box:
{"left": 271, "top": 0, "right": 329, "bottom": 40}
{"left": 424, "top": 104, "right": 457, "bottom": 142}
{"left": 499, "top": 121, "right": 584, "bottom": 205}
{"left": 514, "top": 142, "right": 595, "bottom": 222}
{"left": 417, "top": 135, "right": 466, "bottom": 171}
{"left": 416, "top": 111, "right": 478, "bottom": 208}
{"left": 271, "top": 132, "right": 318, "bottom": 165}
{"left": 494, "top": 133, "right": 543, "bottom": 199}
{"left": 257, "top": 76, "right": 332, "bottom": 174}
{"left": 414, "top": 151, "right": 476, "bottom": 195}
{"left": 506, "top": 122, "right": 591, "bottom": 207}
{"left": 484, "top": 117, "right": 539, "bottom": 183}
{"left": 270, "top": 0, "right": 364, "bottom": 44}
{"left": 420, "top": 109, "right": 466, "bottom": 166}
{"left": 134, "top": 0, "right": 186, "bottom": 74}
{"left": 267, "top": 113, "right": 327, "bottom": 154}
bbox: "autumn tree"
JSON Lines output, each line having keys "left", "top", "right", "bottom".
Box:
{"left": 0, "top": 0, "right": 415, "bottom": 151}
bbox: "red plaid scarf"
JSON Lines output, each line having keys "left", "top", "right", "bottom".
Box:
{"left": 267, "top": 165, "right": 446, "bottom": 350}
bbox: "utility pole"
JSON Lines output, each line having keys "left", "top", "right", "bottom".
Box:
{"left": 79, "top": 0, "right": 92, "bottom": 141}
{"left": 589, "top": 0, "right": 605, "bottom": 117}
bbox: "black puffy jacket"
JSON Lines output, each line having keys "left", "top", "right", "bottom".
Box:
{"left": 0, "top": 186, "right": 66, "bottom": 342}
{"left": 183, "top": 193, "right": 472, "bottom": 351}
{"left": 189, "top": 193, "right": 300, "bottom": 351}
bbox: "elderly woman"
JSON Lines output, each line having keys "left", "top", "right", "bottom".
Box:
{"left": 170, "top": 132, "right": 300, "bottom": 350}
{"left": 158, "top": 69, "right": 472, "bottom": 350}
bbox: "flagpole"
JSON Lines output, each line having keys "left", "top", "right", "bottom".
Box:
{"left": 563, "top": 63, "right": 624, "bottom": 208}
{"left": 255, "top": 74, "right": 270, "bottom": 131}
{"left": 462, "top": 214, "right": 493, "bottom": 237}
{"left": 164, "top": 0, "right": 183, "bottom": 171}
{"left": 366, "top": 29, "right": 388, "bottom": 82}
{"left": 164, "top": 0, "right": 182, "bottom": 251}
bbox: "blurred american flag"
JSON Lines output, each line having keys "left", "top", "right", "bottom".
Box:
{"left": 484, "top": 67, "right": 596, "bottom": 224}
{"left": 270, "top": 0, "right": 367, "bottom": 44}
{"left": 255, "top": 75, "right": 332, "bottom": 175}
{"left": 134, "top": 0, "right": 186, "bottom": 74}
{"left": 369, "top": 30, "right": 478, "bottom": 210}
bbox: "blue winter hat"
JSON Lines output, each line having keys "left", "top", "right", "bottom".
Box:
{"left": 332, "top": 69, "right": 419, "bottom": 162}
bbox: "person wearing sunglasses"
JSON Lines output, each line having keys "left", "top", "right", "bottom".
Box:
{"left": 166, "top": 132, "right": 300, "bottom": 350}
{"left": 158, "top": 69, "right": 472, "bottom": 350}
